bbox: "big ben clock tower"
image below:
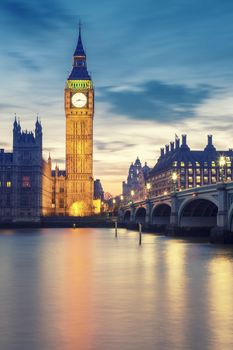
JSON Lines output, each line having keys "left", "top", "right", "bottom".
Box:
{"left": 65, "top": 26, "right": 94, "bottom": 216}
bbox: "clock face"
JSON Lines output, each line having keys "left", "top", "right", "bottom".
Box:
{"left": 72, "top": 92, "right": 87, "bottom": 108}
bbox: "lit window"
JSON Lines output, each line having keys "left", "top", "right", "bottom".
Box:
{"left": 196, "top": 162, "right": 200, "bottom": 167}
{"left": 196, "top": 176, "right": 201, "bottom": 183}
{"left": 196, "top": 169, "right": 200, "bottom": 175}
{"left": 204, "top": 168, "right": 208, "bottom": 175}
{"left": 22, "top": 176, "right": 31, "bottom": 188}
{"left": 188, "top": 169, "right": 193, "bottom": 174}
{"left": 180, "top": 162, "right": 185, "bottom": 167}
{"left": 204, "top": 176, "right": 209, "bottom": 183}
{"left": 6, "top": 181, "right": 11, "bottom": 188}
{"left": 188, "top": 176, "right": 193, "bottom": 182}
{"left": 211, "top": 177, "right": 216, "bottom": 183}
{"left": 212, "top": 161, "right": 216, "bottom": 167}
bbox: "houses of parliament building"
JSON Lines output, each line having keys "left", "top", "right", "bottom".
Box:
{"left": 0, "top": 28, "right": 103, "bottom": 222}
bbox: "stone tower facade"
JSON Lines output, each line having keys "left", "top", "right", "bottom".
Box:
{"left": 0, "top": 117, "right": 53, "bottom": 223}
{"left": 65, "top": 27, "right": 94, "bottom": 216}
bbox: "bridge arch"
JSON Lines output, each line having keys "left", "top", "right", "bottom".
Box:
{"left": 123, "top": 210, "right": 131, "bottom": 223}
{"left": 134, "top": 206, "right": 146, "bottom": 224}
{"left": 179, "top": 197, "right": 218, "bottom": 228}
{"left": 151, "top": 203, "right": 171, "bottom": 225}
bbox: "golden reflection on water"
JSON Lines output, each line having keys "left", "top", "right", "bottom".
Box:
{"left": 208, "top": 253, "right": 233, "bottom": 350}
{"left": 38, "top": 229, "right": 94, "bottom": 349}
{"left": 164, "top": 240, "right": 187, "bottom": 348}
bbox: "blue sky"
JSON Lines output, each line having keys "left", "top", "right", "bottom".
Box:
{"left": 0, "top": 0, "right": 233, "bottom": 194}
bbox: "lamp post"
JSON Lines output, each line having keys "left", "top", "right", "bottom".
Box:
{"left": 219, "top": 156, "right": 226, "bottom": 182}
{"left": 112, "top": 198, "right": 116, "bottom": 214}
{"left": 172, "top": 172, "right": 178, "bottom": 192}
{"left": 146, "top": 182, "right": 151, "bottom": 199}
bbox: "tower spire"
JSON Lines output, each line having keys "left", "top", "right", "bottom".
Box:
{"left": 74, "top": 22, "right": 85, "bottom": 57}
{"left": 68, "top": 23, "right": 91, "bottom": 80}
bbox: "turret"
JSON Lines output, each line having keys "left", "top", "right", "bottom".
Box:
{"left": 175, "top": 137, "right": 180, "bottom": 149}
{"left": 48, "top": 153, "right": 52, "bottom": 168}
{"left": 134, "top": 156, "right": 141, "bottom": 167}
{"left": 160, "top": 148, "right": 165, "bottom": 158}
{"left": 35, "top": 116, "right": 42, "bottom": 146}
{"left": 170, "top": 141, "right": 174, "bottom": 152}
{"left": 204, "top": 134, "right": 216, "bottom": 152}
{"left": 180, "top": 134, "right": 190, "bottom": 150}
{"left": 13, "top": 115, "right": 21, "bottom": 147}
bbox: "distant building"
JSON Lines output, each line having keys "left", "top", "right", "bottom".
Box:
{"left": 0, "top": 118, "right": 53, "bottom": 222}
{"left": 94, "top": 179, "right": 104, "bottom": 202}
{"left": 122, "top": 157, "right": 150, "bottom": 202}
{"left": 148, "top": 135, "right": 233, "bottom": 196}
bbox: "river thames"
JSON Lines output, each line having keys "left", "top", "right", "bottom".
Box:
{"left": 0, "top": 228, "right": 233, "bottom": 350}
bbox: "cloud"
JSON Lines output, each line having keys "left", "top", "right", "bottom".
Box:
{"left": 95, "top": 140, "right": 135, "bottom": 152}
{"left": 98, "top": 81, "right": 219, "bottom": 123}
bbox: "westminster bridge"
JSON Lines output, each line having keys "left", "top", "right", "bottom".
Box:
{"left": 118, "top": 182, "right": 233, "bottom": 243}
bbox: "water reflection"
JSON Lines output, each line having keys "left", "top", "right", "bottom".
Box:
{"left": 0, "top": 229, "right": 233, "bottom": 350}
{"left": 164, "top": 241, "right": 187, "bottom": 349}
{"left": 208, "top": 252, "right": 233, "bottom": 350}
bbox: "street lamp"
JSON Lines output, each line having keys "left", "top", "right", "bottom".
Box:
{"left": 130, "top": 189, "right": 135, "bottom": 197}
{"left": 219, "top": 156, "right": 226, "bottom": 182}
{"left": 172, "top": 172, "right": 178, "bottom": 192}
{"left": 146, "top": 182, "right": 151, "bottom": 199}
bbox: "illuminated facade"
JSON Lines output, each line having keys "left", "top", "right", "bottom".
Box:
{"left": 51, "top": 28, "right": 99, "bottom": 216}
{"left": 65, "top": 27, "right": 94, "bottom": 216}
{"left": 148, "top": 135, "right": 233, "bottom": 196}
{"left": 122, "top": 157, "right": 150, "bottom": 202}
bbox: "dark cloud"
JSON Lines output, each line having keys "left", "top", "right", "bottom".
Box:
{"left": 97, "top": 81, "right": 220, "bottom": 123}
{"left": 0, "top": 0, "right": 70, "bottom": 34}
{"left": 95, "top": 140, "right": 135, "bottom": 152}
{"left": 0, "top": 103, "right": 24, "bottom": 110}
